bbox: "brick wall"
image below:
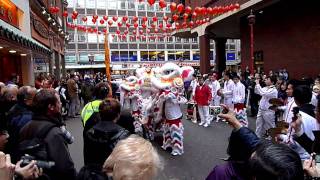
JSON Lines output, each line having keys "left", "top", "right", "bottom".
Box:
{"left": 240, "top": 1, "right": 320, "bottom": 78}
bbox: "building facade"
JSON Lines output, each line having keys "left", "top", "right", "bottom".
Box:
{"left": 65, "top": 0, "right": 241, "bottom": 76}
{"left": 0, "top": 0, "right": 67, "bottom": 85}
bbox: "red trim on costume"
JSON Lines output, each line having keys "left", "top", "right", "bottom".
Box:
{"left": 165, "top": 118, "right": 182, "bottom": 126}
{"left": 234, "top": 103, "right": 245, "bottom": 110}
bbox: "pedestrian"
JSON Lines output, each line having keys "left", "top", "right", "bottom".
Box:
{"left": 221, "top": 72, "right": 235, "bottom": 110}
{"left": 67, "top": 74, "right": 79, "bottom": 118}
{"left": 194, "top": 76, "right": 212, "bottom": 127}
{"left": 254, "top": 75, "right": 278, "bottom": 138}
{"left": 232, "top": 75, "right": 248, "bottom": 127}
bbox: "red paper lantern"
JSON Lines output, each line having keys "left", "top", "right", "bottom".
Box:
{"left": 133, "top": 30, "right": 137, "bottom": 34}
{"left": 183, "top": 13, "right": 189, "bottom": 20}
{"left": 177, "top": 4, "right": 184, "bottom": 13}
{"left": 195, "top": 7, "right": 201, "bottom": 14}
{"left": 102, "top": 29, "right": 107, "bottom": 33}
{"left": 189, "top": 21, "right": 194, "bottom": 27}
{"left": 139, "top": 30, "right": 144, "bottom": 34}
{"left": 182, "top": 22, "right": 187, "bottom": 27}
{"left": 132, "top": 16, "right": 138, "bottom": 22}
{"left": 126, "top": 23, "right": 130, "bottom": 28}
{"left": 118, "top": 22, "right": 122, "bottom": 27}
{"left": 185, "top": 6, "right": 192, "bottom": 14}
{"left": 196, "top": 20, "right": 200, "bottom": 25}
{"left": 112, "top": 34, "right": 115, "bottom": 38}
{"left": 159, "top": 23, "right": 163, "bottom": 29}
{"left": 152, "top": 16, "right": 158, "bottom": 22}
{"left": 170, "top": 2, "right": 177, "bottom": 12}
{"left": 147, "top": 0, "right": 155, "bottom": 6}
{"left": 192, "top": 12, "right": 197, "bottom": 18}
{"left": 235, "top": 3, "right": 240, "bottom": 9}
{"left": 163, "top": 16, "right": 169, "bottom": 21}
{"left": 108, "top": 20, "right": 113, "bottom": 26}
{"left": 93, "top": 15, "right": 98, "bottom": 20}
{"left": 112, "top": 16, "right": 118, "bottom": 22}
{"left": 122, "top": 16, "right": 128, "bottom": 22}
{"left": 92, "top": 19, "right": 96, "bottom": 23}
{"left": 103, "top": 15, "right": 108, "bottom": 21}
{"left": 142, "top": 24, "right": 147, "bottom": 29}
{"left": 154, "top": 29, "right": 159, "bottom": 33}
{"left": 82, "top": 16, "right": 87, "bottom": 22}
{"left": 172, "top": 14, "right": 179, "bottom": 21}
{"left": 166, "top": 23, "right": 171, "bottom": 28}
{"left": 146, "top": 29, "right": 150, "bottom": 33}
{"left": 122, "top": 34, "right": 126, "bottom": 39}
{"left": 151, "top": 23, "right": 156, "bottom": 28}
{"left": 116, "top": 30, "right": 121, "bottom": 34}
{"left": 124, "top": 30, "right": 129, "bottom": 35}
{"left": 201, "top": 7, "right": 207, "bottom": 15}
{"left": 63, "top": 11, "right": 68, "bottom": 17}
{"left": 98, "top": 31, "right": 101, "bottom": 35}
{"left": 207, "top": 7, "right": 213, "bottom": 15}
{"left": 159, "top": 0, "right": 166, "bottom": 9}
{"left": 100, "top": 19, "right": 105, "bottom": 24}
{"left": 142, "top": 16, "right": 148, "bottom": 22}
{"left": 134, "top": 22, "right": 139, "bottom": 28}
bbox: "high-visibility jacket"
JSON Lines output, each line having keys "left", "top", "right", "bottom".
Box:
{"left": 81, "top": 100, "right": 102, "bottom": 127}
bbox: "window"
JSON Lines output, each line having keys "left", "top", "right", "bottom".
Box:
{"left": 67, "top": 0, "right": 75, "bottom": 8}
{"left": 78, "top": 33, "right": 87, "bottom": 42}
{"left": 88, "top": 33, "right": 98, "bottom": 43}
{"left": 147, "top": 4, "right": 153, "bottom": 11}
{"left": 138, "top": 3, "right": 145, "bottom": 10}
{"left": 108, "top": 0, "right": 117, "bottom": 9}
{"left": 229, "top": 44, "right": 236, "bottom": 50}
{"left": 97, "top": 0, "right": 106, "bottom": 9}
{"left": 157, "top": 51, "right": 165, "bottom": 61}
{"left": 192, "top": 51, "right": 200, "bottom": 60}
{"left": 168, "top": 51, "right": 175, "bottom": 61}
{"left": 141, "top": 51, "right": 149, "bottom": 61}
{"left": 111, "top": 51, "right": 120, "bottom": 62}
{"left": 119, "top": 51, "right": 129, "bottom": 61}
{"left": 129, "top": 51, "right": 137, "bottom": 61}
{"left": 86, "top": 0, "right": 95, "bottom": 8}
{"left": 118, "top": 0, "right": 126, "bottom": 9}
{"left": 98, "top": 34, "right": 105, "bottom": 43}
{"left": 76, "top": 0, "right": 85, "bottom": 8}
{"left": 65, "top": 54, "right": 76, "bottom": 63}
{"left": 128, "top": 1, "right": 135, "bottom": 9}
{"left": 94, "top": 54, "right": 105, "bottom": 62}
{"left": 79, "top": 53, "right": 89, "bottom": 63}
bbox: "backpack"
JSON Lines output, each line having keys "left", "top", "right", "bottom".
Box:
{"left": 17, "top": 124, "right": 58, "bottom": 161}
{"left": 77, "top": 164, "right": 109, "bottom": 180}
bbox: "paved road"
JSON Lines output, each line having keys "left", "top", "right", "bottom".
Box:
{"left": 66, "top": 114, "right": 255, "bottom": 180}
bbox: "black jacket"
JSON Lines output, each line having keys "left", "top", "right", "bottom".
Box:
{"left": 19, "top": 115, "right": 77, "bottom": 180}
{"left": 83, "top": 121, "right": 130, "bottom": 167}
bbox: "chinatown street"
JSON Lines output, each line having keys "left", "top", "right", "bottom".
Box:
{"left": 67, "top": 111, "right": 255, "bottom": 180}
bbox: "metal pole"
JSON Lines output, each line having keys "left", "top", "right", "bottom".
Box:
{"left": 250, "top": 23, "right": 254, "bottom": 73}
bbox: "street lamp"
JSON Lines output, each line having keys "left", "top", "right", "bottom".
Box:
{"left": 247, "top": 10, "right": 256, "bottom": 74}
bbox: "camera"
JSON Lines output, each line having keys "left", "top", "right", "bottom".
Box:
{"left": 20, "top": 155, "right": 55, "bottom": 169}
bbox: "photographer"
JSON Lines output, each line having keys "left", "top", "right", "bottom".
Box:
{"left": 0, "top": 151, "right": 42, "bottom": 180}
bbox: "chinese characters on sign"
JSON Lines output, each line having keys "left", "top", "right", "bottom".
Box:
{"left": 0, "top": 0, "right": 19, "bottom": 28}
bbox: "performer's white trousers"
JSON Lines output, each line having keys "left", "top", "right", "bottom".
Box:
{"left": 255, "top": 109, "right": 275, "bottom": 138}
{"left": 211, "top": 97, "right": 221, "bottom": 106}
{"left": 224, "top": 97, "right": 233, "bottom": 110}
{"left": 198, "top": 105, "right": 210, "bottom": 124}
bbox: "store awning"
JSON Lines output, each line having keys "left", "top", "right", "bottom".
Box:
{"left": 0, "top": 19, "right": 51, "bottom": 55}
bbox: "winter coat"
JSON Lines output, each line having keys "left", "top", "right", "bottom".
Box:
{"left": 194, "top": 85, "right": 212, "bottom": 106}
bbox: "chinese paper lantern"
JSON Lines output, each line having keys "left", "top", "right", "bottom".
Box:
{"left": 92, "top": 18, "right": 96, "bottom": 23}
{"left": 63, "top": 11, "right": 68, "bottom": 17}
{"left": 147, "top": 0, "right": 155, "bottom": 6}
{"left": 159, "top": 23, "right": 163, "bottom": 29}
{"left": 195, "top": 7, "right": 201, "bottom": 14}
{"left": 235, "top": 3, "right": 240, "bottom": 9}
{"left": 98, "top": 31, "right": 101, "bottom": 35}
{"left": 139, "top": 30, "right": 144, "bottom": 34}
{"left": 111, "top": 34, "right": 115, "bottom": 38}
{"left": 102, "top": 29, "right": 107, "bottom": 33}
{"left": 163, "top": 16, "right": 169, "bottom": 21}
{"left": 122, "top": 34, "right": 126, "bottom": 39}
{"left": 192, "top": 12, "right": 197, "bottom": 18}
{"left": 185, "top": 6, "right": 192, "bottom": 14}
{"left": 122, "top": 16, "right": 128, "bottom": 22}
{"left": 159, "top": 0, "right": 166, "bottom": 9}
{"left": 100, "top": 19, "right": 105, "bottom": 25}
{"left": 142, "top": 16, "right": 148, "bottom": 22}
{"left": 207, "top": 7, "right": 213, "bottom": 15}
{"left": 172, "top": 14, "right": 179, "bottom": 21}
{"left": 151, "top": 23, "right": 156, "bottom": 28}
{"left": 133, "top": 30, "right": 137, "bottom": 34}
{"left": 82, "top": 16, "right": 87, "bottom": 22}
{"left": 177, "top": 4, "right": 184, "bottom": 13}
{"left": 112, "top": 16, "right": 118, "bottom": 22}
{"left": 93, "top": 15, "right": 98, "bottom": 20}
{"left": 134, "top": 22, "right": 139, "bottom": 28}
{"left": 170, "top": 2, "right": 177, "bottom": 12}
{"left": 152, "top": 16, "right": 158, "bottom": 22}
{"left": 124, "top": 30, "right": 129, "bottom": 34}
{"left": 189, "top": 21, "right": 194, "bottom": 27}
{"left": 108, "top": 20, "right": 113, "bottom": 26}
{"left": 182, "top": 22, "right": 187, "bottom": 27}
{"left": 93, "top": 28, "right": 97, "bottom": 33}
{"left": 146, "top": 29, "right": 150, "bottom": 33}
{"left": 117, "top": 22, "right": 122, "bottom": 27}
{"left": 142, "top": 24, "right": 147, "bottom": 29}
{"left": 166, "top": 23, "right": 171, "bottom": 28}
{"left": 103, "top": 15, "right": 108, "bottom": 21}
{"left": 201, "top": 7, "right": 207, "bottom": 15}
{"left": 154, "top": 29, "right": 159, "bottom": 33}
{"left": 126, "top": 23, "right": 130, "bottom": 28}
{"left": 116, "top": 30, "right": 121, "bottom": 34}
{"left": 132, "top": 16, "right": 138, "bottom": 22}
{"left": 183, "top": 13, "right": 189, "bottom": 20}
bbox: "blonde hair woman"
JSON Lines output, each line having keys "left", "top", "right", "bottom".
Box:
{"left": 103, "top": 135, "right": 163, "bottom": 180}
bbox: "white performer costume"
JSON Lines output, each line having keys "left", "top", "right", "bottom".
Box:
{"left": 254, "top": 84, "right": 278, "bottom": 138}
{"left": 232, "top": 81, "right": 248, "bottom": 127}
{"left": 222, "top": 79, "right": 235, "bottom": 109}
{"left": 208, "top": 80, "right": 221, "bottom": 106}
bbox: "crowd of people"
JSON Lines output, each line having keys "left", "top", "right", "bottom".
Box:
{"left": 0, "top": 65, "right": 318, "bottom": 180}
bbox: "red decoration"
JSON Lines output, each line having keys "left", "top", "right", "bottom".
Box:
{"left": 182, "top": 22, "right": 187, "bottom": 28}
{"left": 163, "top": 16, "right": 169, "bottom": 21}
{"left": 207, "top": 7, "right": 213, "bottom": 15}
{"left": 133, "top": 30, "right": 137, "bottom": 34}
{"left": 103, "top": 15, "right": 108, "bottom": 21}
{"left": 152, "top": 16, "right": 158, "bottom": 22}
{"left": 108, "top": 20, "right": 113, "bottom": 26}
{"left": 112, "top": 34, "right": 115, "bottom": 38}
{"left": 147, "top": 0, "right": 155, "bottom": 6}
{"left": 151, "top": 23, "right": 156, "bottom": 28}
{"left": 116, "top": 30, "right": 121, "bottom": 34}
{"left": 192, "top": 12, "right": 197, "bottom": 18}
{"left": 183, "top": 13, "right": 189, "bottom": 20}
{"left": 159, "top": 23, "right": 163, "bottom": 29}
{"left": 139, "top": 30, "right": 144, "bottom": 34}
{"left": 189, "top": 21, "right": 194, "bottom": 27}
{"left": 134, "top": 22, "right": 139, "bottom": 28}
{"left": 63, "top": 11, "right": 68, "bottom": 17}
{"left": 93, "top": 15, "right": 98, "bottom": 20}
{"left": 159, "top": 0, "right": 166, "bottom": 9}
{"left": 100, "top": 19, "right": 105, "bottom": 24}
{"left": 142, "top": 16, "right": 148, "bottom": 22}
{"left": 142, "top": 24, "right": 147, "bottom": 29}
{"left": 72, "top": 11, "right": 78, "bottom": 19}
{"left": 132, "top": 16, "right": 138, "bottom": 22}
{"left": 124, "top": 30, "right": 129, "bottom": 35}
{"left": 118, "top": 22, "right": 122, "bottom": 27}
{"left": 185, "top": 6, "right": 192, "bottom": 14}
{"left": 195, "top": 7, "right": 201, "bottom": 14}
{"left": 166, "top": 23, "right": 171, "bottom": 28}
{"left": 146, "top": 29, "right": 150, "bottom": 33}
{"left": 126, "top": 23, "right": 130, "bottom": 28}
{"left": 177, "top": 4, "right": 184, "bottom": 13}
{"left": 112, "top": 16, "right": 118, "bottom": 22}
{"left": 201, "top": 7, "right": 207, "bottom": 15}
{"left": 92, "top": 19, "right": 96, "bottom": 24}
{"left": 172, "top": 14, "right": 179, "bottom": 21}
{"left": 102, "top": 29, "right": 107, "bottom": 33}
{"left": 122, "top": 16, "right": 128, "bottom": 22}
{"left": 82, "top": 16, "right": 87, "bottom": 22}
{"left": 154, "top": 29, "right": 159, "bottom": 33}
{"left": 170, "top": 2, "right": 177, "bottom": 12}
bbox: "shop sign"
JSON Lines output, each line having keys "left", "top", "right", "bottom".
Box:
{"left": 0, "top": 0, "right": 19, "bottom": 28}
{"left": 111, "top": 55, "right": 137, "bottom": 62}
{"left": 226, "top": 52, "right": 236, "bottom": 61}
{"left": 33, "top": 19, "right": 49, "bottom": 38}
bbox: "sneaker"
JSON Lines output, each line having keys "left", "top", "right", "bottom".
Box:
{"left": 199, "top": 122, "right": 204, "bottom": 126}
{"left": 203, "top": 123, "right": 209, "bottom": 127}
{"left": 192, "top": 120, "right": 197, "bottom": 124}
{"left": 171, "top": 151, "right": 180, "bottom": 156}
